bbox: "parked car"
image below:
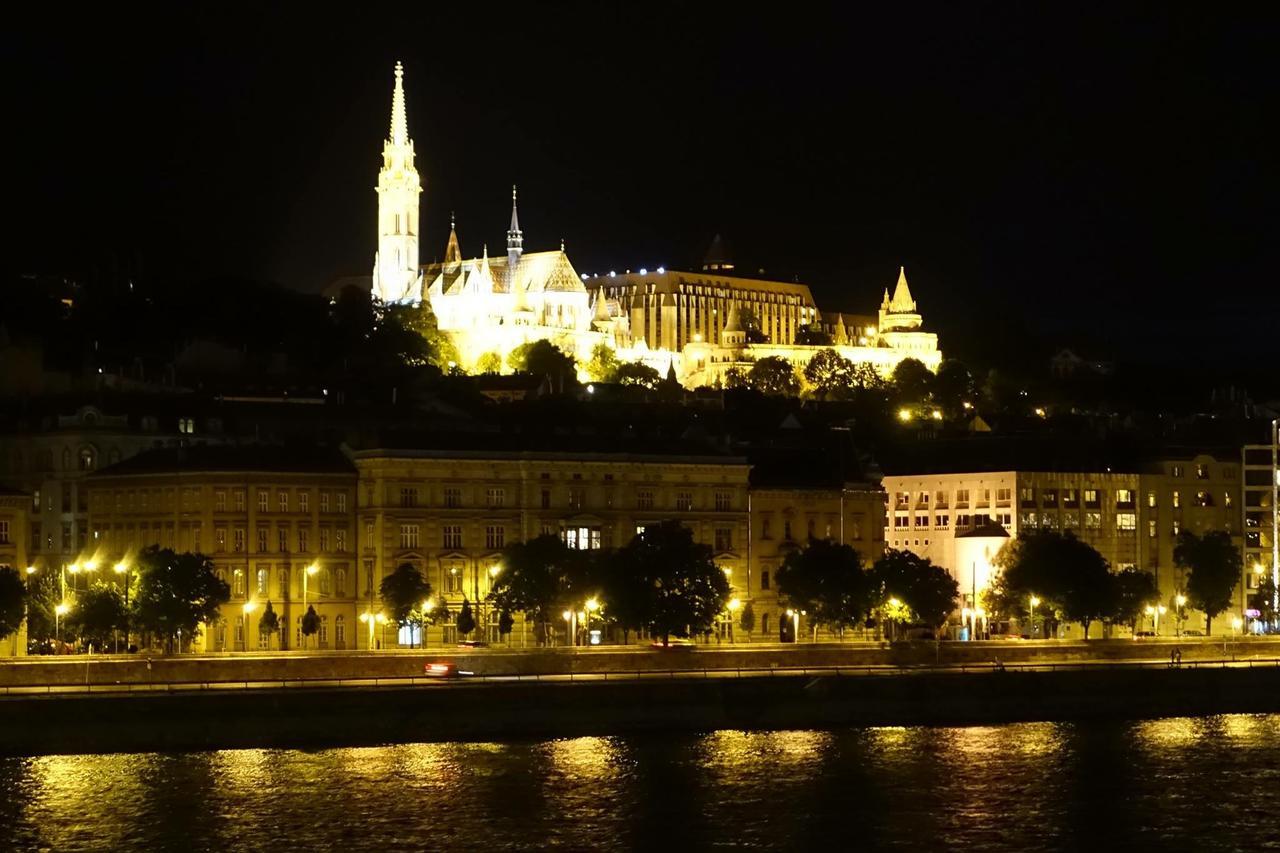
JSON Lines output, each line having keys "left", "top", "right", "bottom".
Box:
{"left": 650, "top": 638, "right": 697, "bottom": 649}
{"left": 1182, "top": 629, "right": 1205, "bottom": 637}
{"left": 457, "top": 640, "right": 489, "bottom": 648}
{"left": 1134, "top": 630, "right": 1156, "bottom": 638}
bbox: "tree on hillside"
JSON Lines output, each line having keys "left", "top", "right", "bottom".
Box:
{"left": 804, "top": 349, "right": 856, "bottom": 399}
{"left": 722, "top": 367, "right": 748, "bottom": 390}
{"left": 69, "top": 583, "right": 126, "bottom": 650}
{"left": 0, "top": 567, "right": 26, "bottom": 642}
{"left": 994, "top": 531, "right": 1113, "bottom": 639}
{"left": 932, "top": 359, "right": 977, "bottom": 414}
{"left": 738, "top": 307, "right": 769, "bottom": 344}
{"left": 133, "top": 546, "right": 230, "bottom": 652}
{"left": 891, "top": 357, "right": 934, "bottom": 404}
{"left": 584, "top": 343, "right": 619, "bottom": 382}
{"left": 475, "top": 352, "right": 503, "bottom": 374}
{"left": 777, "top": 539, "right": 871, "bottom": 637}
{"left": 258, "top": 601, "right": 280, "bottom": 650}
{"left": 794, "top": 324, "right": 833, "bottom": 346}
{"left": 869, "top": 549, "right": 959, "bottom": 634}
{"left": 851, "top": 362, "right": 887, "bottom": 391}
{"left": 490, "top": 535, "right": 591, "bottom": 645}
{"left": 748, "top": 356, "right": 800, "bottom": 397}
{"left": 1111, "top": 567, "right": 1159, "bottom": 635}
{"left": 1175, "top": 530, "right": 1242, "bottom": 635}
{"left": 613, "top": 361, "right": 662, "bottom": 389}
{"left": 380, "top": 563, "right": 433, "bottom": 632}
{"left": 508, "top": 340, "right": 577, "bottom": 390}
{"left": 613, "top": 520, "right": 729, "bottom": 646}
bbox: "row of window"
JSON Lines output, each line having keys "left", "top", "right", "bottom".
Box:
{"left": 92, "top": 523, "right": 349, "bottom": 555}
{"left": 98, "top": 488, "right": 350, "bottom": 515}
{"left": 759, "top": 517, "right": 866, "bottom": 542}
{"left": 222, "top": 565, "right": 349, "bottom": 599}
{"left": 393, "top": 485, "right": 736, "bottom": 512}
{"left": 895, "top": 488, "right": 1014, "bottom": 509}
{"left": 891, "top": 512, "right": 1013, "bottom": 531}
{"left": 225, "top": 613, "right": 347, "bottom": 650}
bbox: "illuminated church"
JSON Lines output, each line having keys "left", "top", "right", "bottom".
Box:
{"left": 368, "top": 62, "right": 940, "bottom": 383}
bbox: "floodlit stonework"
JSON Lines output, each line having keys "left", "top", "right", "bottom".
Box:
{"left": 365, "top": 62, "right": 942, "bottom": 385}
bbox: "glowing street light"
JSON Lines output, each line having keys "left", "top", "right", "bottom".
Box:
{"left": 360, "top": 610, "right": 388, "bottom": 651}
{"left": 114, "top": 560, "right": 134, "bottom": 651}
{"left": 1029, "top": 595, "right": 1041, "bottom": 638}
{"left": 563, "top": 609, "right": 575, "bottom": 647}
{"left": 897, "top": 408, "right": 913, "bottom": 422}
{"left": 55, "top": 601, "right": 70, "bottom": 646}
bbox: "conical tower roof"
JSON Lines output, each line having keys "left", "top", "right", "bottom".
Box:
{"left": 702, "top": 234, "right": 734, "bottom": 271}
{"left": 722, "top": 300, "right": 744, "bottom": 332}
{"left": 444, "top": 213, "right": 461, "bottom": 265}
{"left": 888, "top": 266, "right": 916, "bottom": 313}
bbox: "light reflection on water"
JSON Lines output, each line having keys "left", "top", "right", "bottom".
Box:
{"left": 2, "top": 716, "right": 1279, "bottom": 851}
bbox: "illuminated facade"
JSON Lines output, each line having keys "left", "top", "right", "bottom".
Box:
{"left": 362, "top": 63, "right": 941, "bottom": 385}
{"left": 353, "top": 447, "right": 751, "bottom": 647}
{"left": 0, "top": 487, "right": 31, "bottom": 656}
{"left": 746, "top": 485, "right": 885, "bottom": 642}
{"left": 84, "top": 448, "right": 359, "bottom": 651}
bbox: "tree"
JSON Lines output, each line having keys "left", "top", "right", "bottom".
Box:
{"left": 614, "top": 520, "right": 730, "bottom": 646}
{"left": 69, "top": 583, "right": 126, "bottom": 650}
{"left": 23, "top": 570, "right": 59, "bottom": 643}
{"left": 456, "top": 598, "right": 476, "bottom": 637}
{"left": 490, "top": 535, "right": 590, "bottom": 645}
{"left": 891, "top": 357, "right": 934, "bottom": 404}
{"left": 612, "top": 361, "right": 662, "bottom": 389}
{"left": 738, "top": 307, "right": 769, "bottom": 344}
{"left": 747, "top": 356, "right": 800, "bottom": 396}
{"left": 850, "top": 362, "right": 887, "bottom": 391}
{"left": 300, "top": 605, "right": 320, "bottom": 647}
{"left": 508, "top": 340, "right": 577, "bottom": 390}
{"left": 794, "top": 324, "right": 832, "bottom": 346}
{"left": 584, "top": 343, "right": 619, "bottom": 382}
{"left": 804, "top": 349, "right": 856, "bottom": 399}
{"left": 722, "top": 367, "right": 748, "bottom": 390}
{"left": 380, "top": 563, "right": 433, "bottom": 629}
{"left": 1111, "top": 568, "right": 1159, "bottom": 635}
{"left": 869, "top": 549, "right": 959, "bottom": 636}
{"left": 382, "top": 300, "right": 458, "bottom": 370}
{"left": 475, "top": 352, "right": 503, "bottom": 374}
{"left": 1176, "top": 530, "right": 1242, "bottom": 635}
{"left": 133, "top": 546, "right": 231, "bottom": 652}
{"left": 739, "top": 601, "right": 756, "bottom": 638}
{"left": 498, "top": 610, "right": 515, "bottom": 640}
{"left": 1256, "top": 577, "right": 1279, "bottom": 630}
{"left": 932, "top": 359, "right": 977, "bottom": 414}
{"left": 777, "top": 539, "right": 871, "bottom": 636}
{"left": 258, "top": 600, "right": 280, "bottom": 649}
{"left": 994, "top": 531, "right": 1113, "bottom": 639}
{"left": 0, "top": 567, "right": 26, "bottom": 642}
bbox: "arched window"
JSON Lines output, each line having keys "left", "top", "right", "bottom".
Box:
{"left": 335, "top": 568, "right": 347, "bottom": 597}
{"left": 278, "top": 568, "right": 290, "bottom": 600}
{"left": 319, "top": 615, "right": 329, "bottom": 645}
{"left": 232, "top": 569, "right": 245, "bottom": 597}
{"left": 335, "top": 615, "right": 346, "bottom": 649}
{"left": 320, "top": 568, "right": 332, "bottom": 596}
{"left": 79, "top": 447, "right": 96, "bottom": 471}
{"left": 256, "top": 568, "right": 269, "bottom": 597}
{"left": 61, "top": 448, "right": 72, "bottom": 471}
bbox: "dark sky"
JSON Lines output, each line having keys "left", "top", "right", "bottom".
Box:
{"left": 6, "top": 4, "right": 1277, "bottom": 367}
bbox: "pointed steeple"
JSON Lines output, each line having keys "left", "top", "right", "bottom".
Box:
{"left": 390, "top": 61, "right": 408, "bottom": 146}
{"left": 444, "top": 212, "right": 461, "bottom": 265}
{"left": 481, "top": 243, "right": 491, "bottom": 275}
{"left": 889, "top": 266, "right": 916, "bottom": 312}
{"left": 591, "top": 290, "right": 611, "bottom": 324}
{"left": 507, "top": 185, "right": 523, "bottom": 254}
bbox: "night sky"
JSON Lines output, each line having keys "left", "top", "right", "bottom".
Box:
{"left": 7, "top": 5, "right": 1277, "bottom": 368}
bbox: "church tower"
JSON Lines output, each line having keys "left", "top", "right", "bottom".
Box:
{"left": 372, "top": 61, "right": 423, "bottom": 304}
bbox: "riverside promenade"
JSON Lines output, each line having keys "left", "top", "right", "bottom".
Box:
{"left": 4, "top": 640, "right": 1280, "bottom": 756}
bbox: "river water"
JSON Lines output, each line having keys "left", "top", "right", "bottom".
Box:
{"left": 2, "top": 715, "right": 1278, "bottom": 851}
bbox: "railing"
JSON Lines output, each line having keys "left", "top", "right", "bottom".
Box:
{"left": 5, "top": 657, "right": 1280, "bottom": 696}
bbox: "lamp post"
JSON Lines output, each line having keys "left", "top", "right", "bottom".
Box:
{"left": 1175, "top": 593, "right": 1187, "bottom": 638}
{"left": 487, "top": 564, "right": 501, "bottom": 641}
{"left": 302, "top": 562, "right": 319, "bottom": 649}
{"left": 584, "top": 597, "right": 600, "bottom": 646}
{"left": 563, "top": 609, "right": 575, "bottom": 647}
{"left": 114, "top": 561, "right": 131, "bottom": 652}
{"left": 1029, "top": 595, "right": 1041, "bottom": 638}
{"left": 360, "top": 610, "right": 387, "bottom": 651}
{"left": 727, "top": 597, "right": 741, "bottom": 644}
{"left": 785, "top": 607, "right": 802, "bottom": 644}
{"left": 242, "top": 600, "right": 257, "bottom": 652}
{"left": 421, "top": 597, "right": 435, "bottom": 648}
{"left": 55, "top": 602, "right": 70, "bottom": 649}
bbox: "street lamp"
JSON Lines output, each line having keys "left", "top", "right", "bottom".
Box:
{"left": 1029, "top": 595, "right": 1041, "bottom": 638}
{"left": 360, "top": 610, "right": 387, "bottom": 652}
{"left": 727, "top": 597, "right": 741, "bottom": 644}
{"left": 563, "top": 609, "right": 575, "bottom": 647}
{"left": 55, "top": 602, "right": 70, "bottom": 648}
{"left": 242, "top": 600, "right": 257, "bottom": 652}
{"left": 114, "top": 560, "right": 132, "bottom": 652}
{"left": 302, "top": 562, "right": 319, "bottom": 649}
{"left": 1175, "top": 593, "right": 1187, "bottom": 637}
{"left": 785, "top": 607, "right": 802, "bottom": 643}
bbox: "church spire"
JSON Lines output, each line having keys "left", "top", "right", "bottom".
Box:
{"left": 390, "top": 61, "right": 408, "bottom": 146}
{"left": 507, "top": 185, "right": 523, "bottom": 254}
{"left": 444, "top": 212, "right": 461, "bottom": 265}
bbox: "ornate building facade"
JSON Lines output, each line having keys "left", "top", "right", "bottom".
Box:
{"left": 363, "top": 63, "right": 942, "bottom": 386}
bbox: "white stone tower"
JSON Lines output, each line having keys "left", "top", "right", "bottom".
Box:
{"left": 372, "top": 61, "right": 423, "bottom": 304}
